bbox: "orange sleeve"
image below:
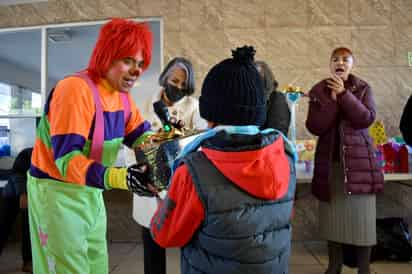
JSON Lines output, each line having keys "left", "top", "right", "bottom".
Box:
{"left": 49, "top": 77, "right": 94, "bottom": 138}
{"left": 47, "top": 77, "right": 97, "bottom": 185}
{"left": 150, "top": 165, "right": 204, "bottom": 247}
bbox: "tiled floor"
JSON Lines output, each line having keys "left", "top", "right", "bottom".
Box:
{"left": 1, "top": 241, "right": 411, "bottom": 274}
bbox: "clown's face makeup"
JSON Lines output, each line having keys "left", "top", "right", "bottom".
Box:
{"left": 105, "top": 50, "right": 144, "bottom": 92}
{"left": 329, "top": 51, "right": 353, "bottom": 81}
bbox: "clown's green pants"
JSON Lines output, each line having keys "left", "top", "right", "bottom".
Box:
{"left": 28, "top": 176, "right": 108, "bottom": 274}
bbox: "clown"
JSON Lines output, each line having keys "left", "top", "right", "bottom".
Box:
{"left": 28, "top": 18, "right": 157, "bottom": 274}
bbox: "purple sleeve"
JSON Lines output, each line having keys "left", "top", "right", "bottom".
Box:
{"left": 305, "top": 81, "right": 339, "bottom": 136}
{"left": 337, "top": 85, "right": 376, "bottom": 130}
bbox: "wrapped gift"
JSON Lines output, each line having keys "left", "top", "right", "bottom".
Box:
{"left": 382, "top": 143, "right": 396, "bottom": 173}
{"left": 135, "top": 128, "right": 203, "bottom": 190}
{"left": 295, "top": 139, "right": 316, "bottom": 161}
{"left": 375, "top": 145, "right": 386, "bottom": 171}
{"left": 399, "top": 145, "right": 412, "bottom": 173}
{"left": 382, "top": 142, "right": 402, "bottom": 173}
{"left": 295, "top": 139, "right": 316, "bottom": 173}
{"left": 369, "top": 120, "right": 388, "bottom": 146}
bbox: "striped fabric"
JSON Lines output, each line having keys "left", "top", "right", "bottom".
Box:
{"left": 30, "top": 76, "right": 151, "bottom": 189}
{"left": 319, "top": 162, "right": 376, "bottom": 246}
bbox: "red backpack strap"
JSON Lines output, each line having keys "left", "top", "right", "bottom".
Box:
{"left": 73, "top": 72, "right": 104, "bottom": 163}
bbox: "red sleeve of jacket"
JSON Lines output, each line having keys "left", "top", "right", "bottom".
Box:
{"left": 150, "top": 164, "right": 205, "bottom": 248}
{"left": 305, "top": 80, "right": 339, "bottom": 136}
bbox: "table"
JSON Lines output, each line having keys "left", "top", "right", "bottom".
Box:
{"left": 297, "top": 167, "right": 412, "bottom": 185}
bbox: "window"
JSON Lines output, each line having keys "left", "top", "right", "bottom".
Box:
{"left": 0, "top": 82, "right": 11, "bottom": 115}
{"left": 0, "top": 18, "right": 162, "bottom": 157}
{"left": 0, "top": 82, "right": 41, "bottom": 156}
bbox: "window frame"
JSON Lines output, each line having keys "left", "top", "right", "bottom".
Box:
{"left": 0, "top": 17, "right": 164, "bottom": 119}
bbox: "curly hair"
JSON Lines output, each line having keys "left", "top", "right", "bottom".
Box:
{"left": 87, "top": 18, "right": 153, "bottom": 83}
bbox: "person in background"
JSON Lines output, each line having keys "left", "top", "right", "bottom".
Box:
{"left": 150, "top": 46, "right": 296, "bottom": 274}
{"left": 305, "top": 47, "right": 383, "bottom": 274}
{"left": 144, "top": 57, "right": 206, "bottom": 132}
{"left": 0, "top": 147, "right": 33, "bottom": 273}
{"left": 400, "top": 94, "right": 412, "bottom": 146}
{"left": 255, "top": 60, "right": 290, "bottom": 136}
{"left": 28, "top": 18, "right": 157, "bottom": 274}
{"left": 140, "top": 57, "right": 206, "bottom": 274}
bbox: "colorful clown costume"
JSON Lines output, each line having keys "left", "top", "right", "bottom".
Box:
{"left": 28, "top": 76, "right": 152, "bottom": 273}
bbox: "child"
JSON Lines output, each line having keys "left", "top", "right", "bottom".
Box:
{"left": 140, "top": 56, "right": 206, "bottom": 274}
{"left": 150, "top": 46, "right": 296, "bottom": 274}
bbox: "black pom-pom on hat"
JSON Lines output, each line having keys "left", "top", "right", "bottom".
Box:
{"left": 231, "top": 46, "right": 256, "bottom": 64}
{"left": 199, "top": 45, "right": 266, "bottom": 126}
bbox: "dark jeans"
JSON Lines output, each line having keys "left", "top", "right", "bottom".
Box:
{"left": 0, "top": 196, "right": 32, "bottom": 262}
{"left": 142, "top": 227, "right": 165, "bottom": 274}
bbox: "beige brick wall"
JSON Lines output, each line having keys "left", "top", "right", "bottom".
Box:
{"left": 1, "top": 0, "right": 411, "bottom": 138}
{"left": 2, "top": 0, "right": 411, "bottom": 241}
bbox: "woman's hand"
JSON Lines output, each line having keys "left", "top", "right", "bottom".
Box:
{"left": 326, "top": 74, "right": 345, "bottom": 99}
{"left": 330, "top": 92, "right": 337, "bottom": 101}
{"left": 169, "top": 117, "right": 185, "bottom": 129}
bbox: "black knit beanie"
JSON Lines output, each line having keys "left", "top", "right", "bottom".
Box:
{"left": 199, "top": 46, "right": 266, "bottom": 126}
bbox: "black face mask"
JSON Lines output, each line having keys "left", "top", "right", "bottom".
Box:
{"left": 164, "top": 84, "right": 185, "bottom": 103}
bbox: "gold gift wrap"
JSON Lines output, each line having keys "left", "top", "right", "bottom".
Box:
{"left": 135, "top": 128, "right": 204, "bottom": 190}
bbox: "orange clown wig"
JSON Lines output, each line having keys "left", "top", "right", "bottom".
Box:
{"left": 87, "top": 18, "right": 153, "bottom": 83}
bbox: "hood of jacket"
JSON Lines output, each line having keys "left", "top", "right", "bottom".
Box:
{"left": 201, "top": 131, "right": 291, "bottom": 200}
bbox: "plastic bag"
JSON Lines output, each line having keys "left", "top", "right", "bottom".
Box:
{"left": 374, "top": 217, "right": 412, "bottom": 261}
{"left": 342, "top": 217, "right": 412, "bottom": 268}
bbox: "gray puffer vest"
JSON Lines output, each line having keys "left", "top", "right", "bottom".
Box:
{"left": 181, "top": 149, "right": 296, "bottom": 274}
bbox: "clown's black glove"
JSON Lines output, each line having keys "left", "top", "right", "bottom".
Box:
{"left": 126, "top": 164, "right": 157, "bottom": 197}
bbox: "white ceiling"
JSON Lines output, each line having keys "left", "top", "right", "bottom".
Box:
{"left": 0, "top": 0, "right": 48, "bottom": 6}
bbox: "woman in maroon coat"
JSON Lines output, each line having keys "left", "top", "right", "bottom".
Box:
{"left": 306, "top": 47, "right": 383, "bottom": 274}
